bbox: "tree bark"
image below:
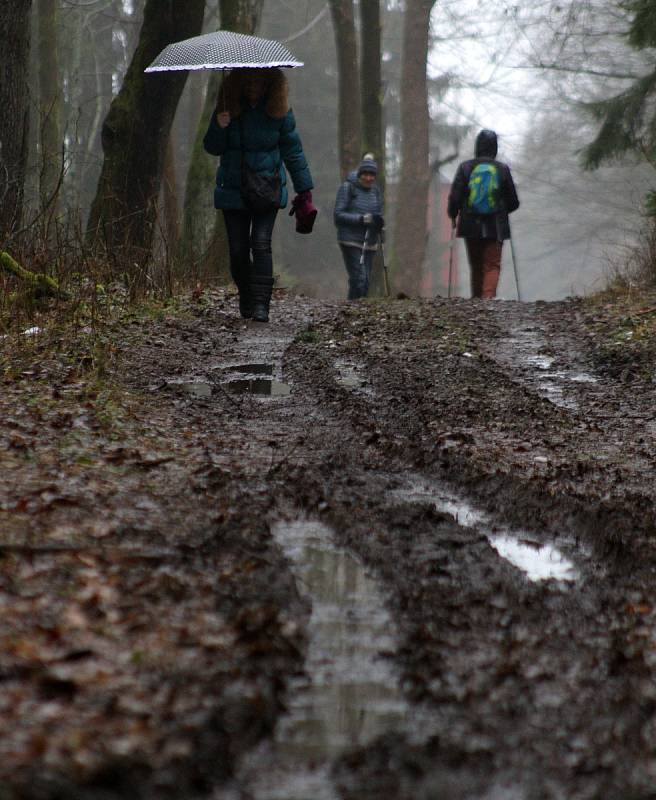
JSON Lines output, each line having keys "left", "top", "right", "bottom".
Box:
{"left": 162, "top": 135, "right": 180, "bottom": 253}
{"left": 329, "top": 0, "right": 361, "bottom": 179}
{"left": 394, "top": 0, "right": 437, "bottom": 295}
{"left": 360, "top": 0, "right": 384, "bottom": 189}
{"left": 37, "top": 0, "right": 62, "bottom": 218}
{"left": 0, "top": 1, "right": 33, "bottom": 243}
{"left": 219, "top": 0, "right": 264, "bottom": 32}
{"left": 80, "top": 3, "right": 119, "bottom": 214}
{"left": 86, "top": 0, "right": 205, "bottom": 280}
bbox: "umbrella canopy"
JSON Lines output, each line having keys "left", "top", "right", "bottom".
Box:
{"left": 145, "top": 30, "right": 303, "bottom": 73}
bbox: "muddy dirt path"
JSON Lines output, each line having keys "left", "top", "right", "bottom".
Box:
{"left": 2, "top": 290, "right": 656, "bottom": 799}
{"left": 267, "top": 295, "right": 656, "bottom": 799}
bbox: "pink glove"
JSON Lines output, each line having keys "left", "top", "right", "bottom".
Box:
{"left": 289, "top": 190, "right": 317, "bottom": 234}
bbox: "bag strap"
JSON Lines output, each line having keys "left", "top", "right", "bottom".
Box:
{"left": 347, "top": 180, "right": 355, "bottom": 208}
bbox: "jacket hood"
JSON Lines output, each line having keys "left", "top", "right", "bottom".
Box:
{"left": 475, "top": 129, "right": 498, "bottom": 158}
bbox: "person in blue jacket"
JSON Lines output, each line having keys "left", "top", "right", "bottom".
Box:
{"left": 203, "top": 68, "right": 314, "bottom": 322}
{"left": 333, "top": 154, "right": 384, "bottom": 300}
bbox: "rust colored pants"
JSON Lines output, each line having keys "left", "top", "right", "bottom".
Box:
{"left": 465, "top": 239, "right": 503, "bottom": 299}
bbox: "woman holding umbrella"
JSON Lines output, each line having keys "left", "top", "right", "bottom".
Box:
{"left": 203, "top": 67, "right": 314, "bottom": 322}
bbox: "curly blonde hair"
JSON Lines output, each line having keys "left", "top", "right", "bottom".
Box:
{"left": 216, "top": 67, "right": 290, "bottom": 119}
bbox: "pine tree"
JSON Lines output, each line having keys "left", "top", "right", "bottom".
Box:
{"left": 583, "top": 0, "right": 656, "bottom": 169}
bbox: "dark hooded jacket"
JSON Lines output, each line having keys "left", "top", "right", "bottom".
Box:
{"left": 447, "top": 130, "right": 519, "bottom": 241}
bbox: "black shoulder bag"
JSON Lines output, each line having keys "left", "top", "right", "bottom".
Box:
{"left": 238, "top": 116, "right": 281, "bottom": 213}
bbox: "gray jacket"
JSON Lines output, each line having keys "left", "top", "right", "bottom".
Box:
{"left": 333, "top": 171, "right": 383, "bottom": 249}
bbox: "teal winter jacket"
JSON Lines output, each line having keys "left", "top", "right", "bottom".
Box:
{"left": 203, "top": 101, "right": 313, "bottom": 211}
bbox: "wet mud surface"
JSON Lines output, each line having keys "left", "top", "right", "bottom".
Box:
{"left": 2, "top": 288, "right": 656, "bottom": 799}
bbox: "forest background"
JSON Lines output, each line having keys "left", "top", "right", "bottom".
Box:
{"left": 1, "top": 0, "right": 655, "bottom": 312}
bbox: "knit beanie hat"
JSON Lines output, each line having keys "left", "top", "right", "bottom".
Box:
{"left": 357, "top": 153, "right": 378, "bottom": 175}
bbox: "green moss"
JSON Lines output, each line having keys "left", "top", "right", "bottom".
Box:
{"left": 0, "top": 251, "right": 69, "bottom": 301}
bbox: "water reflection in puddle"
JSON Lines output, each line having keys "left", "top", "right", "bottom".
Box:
{"left": 225, "top": 378, "right": 291, "bottom": 396}
{"left": 221, "top": 362, "right": 274, "bottom": 377}
{"left": 238, "top": 520, "right": 422, "bottom": 800}
{"left": 490, "top": 535, "right": 576, "bottom": 582}
{"left": 221, "top": 363, "right": 291, "bottom": 396}
{"left": 395, "top": 479, "right": 577, "bottom": 583}
{"left": 169, "top": 364, "right": 291, "bottom": 398}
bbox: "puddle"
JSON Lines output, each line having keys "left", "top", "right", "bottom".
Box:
{"left": 167, "top": 365, "right": 291, "bottom": 398}
{"left": 494, "top": 327, "right": 599, "bottom": 410}
{"left": 220, "top": 362, "right": 274, "bottom": 377}
{"left": 490, "top": 535, "right": 577, "bottom": 582}
{"left": 225, "top": 378, "right": 291, "bottom": 396}
{"left": 165, "top": 379, "right": 214, "bottom": 398}
{"left": 525, "top": 354, "right": 555, "bottom": 370}
{"left": 568, "top": 372, "right": 598, "bottom": 384}
{"left": 216, "top": 363, "right": 291, "bottom": 396}
{"left": 394, "top": 477, "right": 578, "bottom": 583}
{"left": 238, "top": 520, "right": 426, "bottom": 800}
{"left": 335, "top": 360, "right": 366, "bottom": 390}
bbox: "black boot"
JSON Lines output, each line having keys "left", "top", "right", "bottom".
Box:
{"left": 236, "top": 281, "right": 254, "bottom": 319}
{"left": 231, "top": 259, "right": 254, "bottom": 319}
{"left": 251, "top": 276, "right": 274, "bottom": 323}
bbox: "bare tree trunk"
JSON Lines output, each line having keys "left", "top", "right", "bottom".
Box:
{"left": 329, "top": 0, "right": 361, "bottom": 179}
{"left": 162, "top": 135, "right": 180, "bottom": 251}
{"left": 86, "top": 0, "right": 205, "bottom": 283}
{"left": 360, "top": 0, "right": 383, "bottom": 189}
{"left": 180, "top": 70, "right": 221, "bottom": 279}
{"left": 36, "top": 0, "right": 62, "bottom": 219}
{"left": 220, "top": 0, "right": 264, "bottom": 32}
{"left": 394, "top": 0, "right": 436, "bottom": 295}
{"left": 0, "top": 1, "right": 33, "bottom": 243}
{"left": 79, "top": 3, "right": 118, "bottom": 215}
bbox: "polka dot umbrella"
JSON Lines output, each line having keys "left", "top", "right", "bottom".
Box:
{"left": 145, "top": 30, "right": 303, "bottom": 72}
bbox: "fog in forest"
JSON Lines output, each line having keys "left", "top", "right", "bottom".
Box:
{"left": 15, "top": 0, "right": 652, "bottom": 302}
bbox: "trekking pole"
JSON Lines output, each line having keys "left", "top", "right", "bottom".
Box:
{"left": 508, "top": 220, "right": 522, "bottom": 301}
{"left": 380, "top": 228, "right": 390, "bottom": 298}
{"left": 359, "top": 225, "right": 369, "bottom": 270}
{"left": 447, "top": 221, "right": 456, "bottom": 298}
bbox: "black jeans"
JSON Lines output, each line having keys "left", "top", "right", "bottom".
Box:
{"left": 222, "top": 208, "right": 278, "bottom": 283}
{"left": 340, "top": 244, "right": 374, "bottom": 300}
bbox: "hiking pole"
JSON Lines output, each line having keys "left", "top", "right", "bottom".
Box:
{"left": 447, "top": 221, "right": 456, "bottom": 298}
{"left": 508, "top": 221, "right": 522, "bottom": 301}
{"left": 359, "top": 224, "right": 369, "bottom": 270}
{"left": 380, "top": 227, "right": 390, "bottom": 297}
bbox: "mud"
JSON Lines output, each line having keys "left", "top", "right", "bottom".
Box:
{"left": 2, "top": 287, "right": 656, "bottom": 799}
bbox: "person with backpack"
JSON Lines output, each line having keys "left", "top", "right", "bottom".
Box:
{"left": 333, "top": 153, "right": 384, "bottom": 300}
{"left": 447, "top": 129, "right": 519, "bottom": 299}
